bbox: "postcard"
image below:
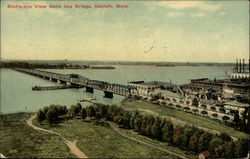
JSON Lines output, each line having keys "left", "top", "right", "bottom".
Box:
{"left": 0, "top": 0, "right": 249, "bottom": 159}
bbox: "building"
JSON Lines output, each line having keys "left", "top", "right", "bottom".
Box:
{"left": 128, "top": 81, "right": 179, "bottom": 96}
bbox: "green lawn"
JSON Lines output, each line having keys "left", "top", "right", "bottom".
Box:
{"left": 33, "top": 118, "right": 195, "bottom": 158}
{"left": 120, "top": 100, "right": 249, "bottom": 139}
{"left": 0, "top": 113, "right": 74, "bottom": 158}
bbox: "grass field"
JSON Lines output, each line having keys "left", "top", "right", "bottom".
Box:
{"left": 0, "top": 113, "right": 74, "bottom": 158}
{"left": 33, "top": 118, "right": 196, "bottom": 158}
{"left": 120, "top": 100, "right": 249, "bottom": 139}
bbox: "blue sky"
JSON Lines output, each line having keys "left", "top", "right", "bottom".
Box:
{"left": 1, "top": 1, "right": 249, "bottom": 62}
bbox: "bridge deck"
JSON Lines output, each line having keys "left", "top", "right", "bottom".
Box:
{"left": 14, "top": 68, "right": 138, "bottom": 97}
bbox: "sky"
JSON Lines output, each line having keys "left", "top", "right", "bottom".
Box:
{"left": 1, "top": 0, "right": 249, "bottom": 63}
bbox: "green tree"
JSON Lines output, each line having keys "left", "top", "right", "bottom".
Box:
{"left": 198, "top": 132, "right": 212, "bottom": 152}
{"left": 134, "top": 114, "right": 142, "bottom": 132}
{"left": 80, "top": 107, "right": 87, "bottom": 120}
{"left": 151, "top": 117, "right": 162, "bottom": 139}
{"left": 200, "top": 110, "right": 208, "bottom": 115}
{"left": 225, "top": 141, "right": 235, "bottom": 158}
{"left": 161, "top": 120, "right": 173, "bottom": 143}
{"left": 86, "top": 106, "right": 96, "bottom": 118}
{"left": 37, "top": 109, "right": 45, "bottom": 123}
{"left": 235, "top": 138, "right": 249, "bottom": 158}
{"left": 173, "top": 125, "right": 184, "bottom": 147}
{"left": 219, "top": 132, "right": 231, "bottom": 142}
{"left": 192, "top": 98, "right": 199, "bottom": 107}
{"left": 46, "top": 107, "right": 58, "bottom": 124}
{"left": 189, "top": 130, "right": 204, "bottom": 152}
{"left": 209, "top": 137, "right": 224, "bottom": 157}
{"left": 222, "top": 116, "right": 230, "bottom": 123}
{"left": 130, "top": 111, "right": 139, "bottom": 129}
{"left": 181, "top": 126, "right": 196, "bottom": 150}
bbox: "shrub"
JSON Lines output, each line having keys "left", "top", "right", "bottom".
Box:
{"left": 212, "top": 113, "right": 218, "bottom": 118}
{"left": 201, "top": 110, "right": 208, "bottom": 115}
{"left": 210, "top": 106, "right": 216, "bottom": 111}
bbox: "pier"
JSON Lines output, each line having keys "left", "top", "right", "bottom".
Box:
{"left": 14, "top": 68, "right": 138, "bottom": 98}
{"left": 32, "top": 85, "right": 81, "bottom": 91}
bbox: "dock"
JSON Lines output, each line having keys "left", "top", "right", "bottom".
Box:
{"left": 78, "top": 97, "right": 97, "bottom": 103}
{"left": 32, "top": 85, "right": 79, "bottom": 91}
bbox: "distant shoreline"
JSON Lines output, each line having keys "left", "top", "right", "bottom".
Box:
{"left": 0, "top": 60, "right": 235, "bottom": 68}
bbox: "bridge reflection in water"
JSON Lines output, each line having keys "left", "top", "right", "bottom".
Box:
{"left": 14, "top": 68, "right": 138, "bottom": 98}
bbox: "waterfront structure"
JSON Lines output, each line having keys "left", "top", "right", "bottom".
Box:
{"left": 128, "top": 81, "right": 181, "bottom": 96}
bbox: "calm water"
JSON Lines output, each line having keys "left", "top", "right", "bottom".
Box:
{"left": 0, "top": 65, "right": 233, "bottom": 113}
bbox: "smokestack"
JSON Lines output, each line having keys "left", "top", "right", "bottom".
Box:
{"left": 236, "top": 59, "right": 238, "bottom": 73}
{"left": 243, "top": 59, "right": 245, "bottom": 73}
{"left": 239, "top": 59, "right": 242, "bottom": 73}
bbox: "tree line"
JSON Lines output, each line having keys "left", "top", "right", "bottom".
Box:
{"left": 37, "top": 103, "right": 249, "bottom": 158}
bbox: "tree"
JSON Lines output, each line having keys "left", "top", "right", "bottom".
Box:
{"left": 80, "top": 107, "right": 87, "bottom": 120}
{"left": 189, "top": 130, "right": 204, "bottom": 152}
{"left": 222, "top": 116, "right": 230, "bottom": 123}
{"left": 201, "top": 105, "right": 207, "bottom": 109}
{"left": 122, "top": 111, "right": 131, "bottom": 129}
{"left": 134, "top": 114, "right": 142, "bottom": 132}
{"left": 212, "top": 113, "right": 218, "bottom": 119}
{"left": 219, "top": 132, "right": 231, "bottom": 142}
{"left": 37, "top": 109, "right": 45, "bottom": 123}
{"left": 173, "top": 125, "right": 184, "bottom": 147}
{"left": 181, "top": 126, "right": 196, "bottom": 150}
{"left": 161, "top": 120, "right": 173, "bottom": 143}
{"left": 198, "top": 132, "right": 212, "bottom": 152}
{"left": 208, "top": 137, "right": 224, "bottom": 157}
{"left": 210, "top": 106, "right": 216, "bottom": 111}
{"left": 130, "top": 111, "right": 139, "bottom": 129}
{"left": 192, "top": 108, "right": 198, "bottom": 114}
{"left": 201, "top": 110, "right": 208, "bottom": 115}
{"left": 151, "top": 117, "right": 162, "bottom": 139}
{"left": 225, "top": 141, "right": 235, "bottom": 158}
{"left": 219, "top": 108, "right": 226, "bottom": 113}
{"left": 192, "top": 98, "right": 199, "bottom": 107}
{"left": 46, "top": 107, "right": 58, "bottom": 124}
{"left": 183, "top": 107, "right": 190, "bottom": 111}
{"left": 113, "top": 112, "right": 123, "bottom": 126}
{"left": 232, "top": 110, "right": 240, "bottom": 129}
{"left": 86, "top": 106, "right": 95, "bottom": 118}
{"left": 235, "top": 138, "right": 249, "bottom": 158}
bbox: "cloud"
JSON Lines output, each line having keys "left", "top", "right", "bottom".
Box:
{"left": 190, "top": 13, "right": 206, "bottom": 18}
{"left": 154, "top": 1, "right": 221, "bottom": 12}
{"left": 167, "top": 12, "right": 185, "bottom": 17}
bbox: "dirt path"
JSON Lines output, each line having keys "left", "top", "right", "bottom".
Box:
{"left": 0, "top": 153, "right": 7, "bottom": 158}
{"left": 107, "top": 122, "right": 188, "bottom": 159}
{"left": 26, "top": 115, "right": 87, "bottom": 158}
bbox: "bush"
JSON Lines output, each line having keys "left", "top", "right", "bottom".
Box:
{"left": 192, "top": 109, "right": 198, "bottom": 113}
{"left": 222, "top": 116, "right": 230, "bottom": 122}
{"left": 212, "top": 113, "right": 218, "bottom": 118}
{"left": 210, "top": 106, "right": 216, "bottom": 111}
{"left": 201, "top": 110, "right": 208, "bottom": 115}
{"left": 183, "top": 107, "right": 190, "bottom": 110}
{"left": 201, "top": 105, "right": 207, "bottom": 109}
{"left": 219, "top": 108, "right": 226, "bottom": 113}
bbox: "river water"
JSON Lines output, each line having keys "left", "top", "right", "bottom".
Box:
{"left": 0, "top": 65, "right": 233, "bottom": 113}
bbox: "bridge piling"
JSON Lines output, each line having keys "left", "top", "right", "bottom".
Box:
{"left": 104, "top": 91, "right": 113, "bottom": 98}
{"left": 85, "top": 87, "right": 94, "bottom": 93}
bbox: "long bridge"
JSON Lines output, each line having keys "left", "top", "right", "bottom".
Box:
{"left": 14, "top": 68, "right": 138, "bottom": 98}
